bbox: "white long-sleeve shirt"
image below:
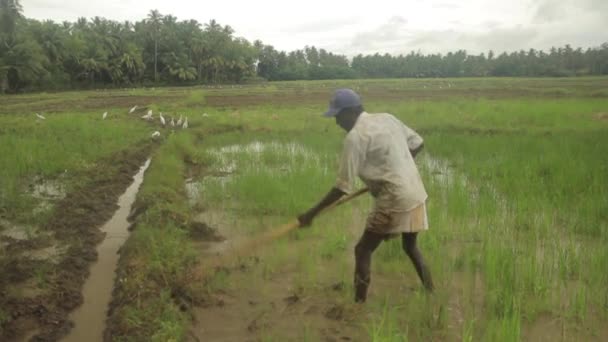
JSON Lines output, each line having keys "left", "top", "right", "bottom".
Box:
{"left": 335, "top": 112, "right": 428, "bottom": 212}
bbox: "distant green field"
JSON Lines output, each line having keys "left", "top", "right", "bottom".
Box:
{"left": 1, "top": 77, "right": 607, "bottom": 341}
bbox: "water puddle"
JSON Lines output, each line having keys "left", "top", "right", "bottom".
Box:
{"left": 22, "top": 177, "right": 68, "bottom": 216}
{"left": 419, "top": 155, "right": 461, "bottom": 186}
{"left": 61, "top": 159, "right": 151, "bottom": 342}
{"left": 27, "top": 244, "right": 65, "bottom": 262}
{"left": 419, "top": 154, "right": 507, "bottom": 221}
{"left": 0, "top": 219, "right": 64, "bottom": 264}
{"left": 185, "top": 141, "right": 334, "bottom": 260}
{"left": 185, "top": 178, "right": 203, "bottom": 205}
{"left": 0, "top": 219, "right": 36, "bottom": 241}
{"left": 29, "top": 178, "right": 66, "bottom": 200}
{"left": 185, "top": 174, "right": 232, "bottom": 206}
{"left": 185, "top": 141, "right": 324, "bottom": 206}
{"left": 206, "top": 141, "right": 322, "bottom": 174}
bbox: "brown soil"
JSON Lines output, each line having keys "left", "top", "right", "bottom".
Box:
{"left": 189, "top": 268, "right": 365, "bottom": 342}
{"left": 594, "top": 112, "right": 608, "bottom": 121}
{"left": 189, "top": 222, "right": 225, "bottom": 242}
{"left": 204, "top": 88, "right": 561, "bottom": 108}
{"left": 523, "top": 310, "right": 608, "bottom": 342}
{"left": 0, "top": 95, "right": 181, "bottom": 114}
{"left": 187, "top": 207, "right": 378, "bottom": 342}
{"left": 0, "top": 142, "right": 155, "bottom": 341}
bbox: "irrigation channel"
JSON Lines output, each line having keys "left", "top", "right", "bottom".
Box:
{"left": 61, "top": 159, "right": 150, "bottom": 341}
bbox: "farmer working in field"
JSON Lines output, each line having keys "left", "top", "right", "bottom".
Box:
{"left": 298, "top": 88, "right": 434, "bottom": 302}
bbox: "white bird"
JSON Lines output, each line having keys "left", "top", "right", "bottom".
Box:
{"left": 170, "top": 117, "right": 175, "bottom": 127}
{"left": 202, "top": 113, "right": 209, "bottom": 117}
{"left": 35, "top": 113, "right": 46, "bottom": 120}
{"left": 159, "top": 112, "right": 166, "bottom": 126}
{"left": 182, "top": 117, "right": 188, "bottom": 129}
{"left": 129, "top": 105, "right": 138, "bottom": 114}
{"left": 141, "top": 110, "right": 153, "bottom": 120}
{"left": 102, "top": 112, "right": 108, "bottom": 120}
{"left": 151, "top": 131, "right": 161, "bottom": 138}
{"left": 176, "top": 115, "right": 183, "bottom": 126}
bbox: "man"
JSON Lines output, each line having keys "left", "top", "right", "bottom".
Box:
{"left": 298, "top": 88, "right": 434, "bottom": 303}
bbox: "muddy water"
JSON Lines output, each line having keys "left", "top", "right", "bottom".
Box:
{"left": 206, "top": 141, "right": 323, "bottom": 174}
{"left": 62, "top": 159, "right": 150, "bottom": 342}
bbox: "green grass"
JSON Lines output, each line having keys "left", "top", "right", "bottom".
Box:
{"left": 0, "top": 111, "right": 150, "bottom": 223}
{"left": 180, "top": 77, "right": 607, "bottom": 340}
{"left": 1, "top": 77, "right": 607, "bottom": 341}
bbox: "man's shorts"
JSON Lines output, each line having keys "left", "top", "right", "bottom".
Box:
{"left": 365, "top": 202, "right": 428, "bottom": 236}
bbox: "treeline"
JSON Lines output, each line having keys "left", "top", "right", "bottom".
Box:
{"left": 1, "top": 1, "right": 607, "bottom": 93}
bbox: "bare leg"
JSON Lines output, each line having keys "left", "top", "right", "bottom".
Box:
{"left": 402, "top": 232, "right": 434, "bottom": 291}
{"left": 354, "top": 231, "right": 384, "bottom": 302}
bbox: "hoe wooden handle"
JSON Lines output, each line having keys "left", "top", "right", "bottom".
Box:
{"left": 255, "top": 187, "right": 370, "bottom": 244}
{"left": 195, "top": 188, "right": 369, "bottom": 280}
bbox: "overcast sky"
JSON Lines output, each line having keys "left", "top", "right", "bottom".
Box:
{"left": 22, "top": 0, "right": 607, "bottom": 57}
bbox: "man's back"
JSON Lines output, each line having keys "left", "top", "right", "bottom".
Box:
{"left": 340, "top": 112, "right": 428, "bottom": 211}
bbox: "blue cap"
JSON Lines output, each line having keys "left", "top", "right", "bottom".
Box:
{"left": 323, "top": 88, "right": 362, "bottom": 117}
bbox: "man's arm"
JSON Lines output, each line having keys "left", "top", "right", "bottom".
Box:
{"left": 401, "top": 122, "right": 424, "bottom": 158}
{"left": 298, "top": 133, "right": 361, "bottom": 228}
{"left": 298, "top": 187, "right": 346, "bottom": 227}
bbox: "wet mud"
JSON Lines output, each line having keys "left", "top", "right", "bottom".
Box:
{"left": 0, "top": 143, "right": 154, "bottom": 341}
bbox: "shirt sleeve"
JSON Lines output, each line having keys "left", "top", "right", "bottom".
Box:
{"left": 401, "top": 123, "right": 424, "bottom": 151}
{"left": 335, "top": 134, "right": 363, "bottom": 194}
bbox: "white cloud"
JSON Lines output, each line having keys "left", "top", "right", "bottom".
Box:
{"left": 21, "top": 0, "right": 608, "bottom": 56}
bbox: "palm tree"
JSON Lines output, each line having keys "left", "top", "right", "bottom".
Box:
{"left": 1, "top": 1, "right": 50, "bottom": 92}
{"left": 0, "top": 0, "right": 24, "bottom": 91}
{"left": 147, "top": 9, "right": 163, "bottom": 82}
{"left": 164, "top": 52, "right": 196, "bottom": 81}
{"left": 191, "top": 33, "right": 208, "bottom": 81}
{"left": 205, "top": 19, "right": 221, "bottom": 32}
{"left": 0, "top": 0, "right": 23, "bottom": 39}
{"left": 2, "top": 39, "right": 48, "bottom": 92}
{"left": 34, "top": 20, "right": 66, "bottom": 64}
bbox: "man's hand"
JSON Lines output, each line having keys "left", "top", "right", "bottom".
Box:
{"left": 297, "top": 187, "right": 346, "bottom": 229}
{"left": 297, "top": 211, "right": 315, "bottom": 228}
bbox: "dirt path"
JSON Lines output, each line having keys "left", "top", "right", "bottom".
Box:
{"left": 0, "top": 143, "right": 154, "bottom": 341}
{"left": 189, "top": 229, "right": 365, "bottom": 341}
{"left": 188, "top": 202, "right": 428, "bottom": 341}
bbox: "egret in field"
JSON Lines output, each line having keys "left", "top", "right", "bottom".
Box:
{"left": 170, "top": 117, "right": 175, "bottom": 127}
{"left": 102, "top": 112, "right": 108, "bottom": 120}
{"left": 151, "top": 131, "right": 161, "bottom": 138}
{"left": 202, "top": 113, "right": 209, "bottom": 117}
{"left": 182, "top": 117, "right": 188, "bottom": 129}
{"left": 129, "top": 105, "right": 138, "bottom": 113}
{"left": 142, "top": 110, "right": 153, "bottom": 120}
{"left": 159, "top": 112, "right": 166, "bottom": 126}
{"left": 176, "top": 115, "right": 183, "bottom": 126}
{"left": 35, "top": 113, "right": 46, "bottom": 120}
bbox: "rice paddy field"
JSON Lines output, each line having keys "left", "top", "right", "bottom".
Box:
{"left": 0, "top": 77, "right": 607, "bottom": 341}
